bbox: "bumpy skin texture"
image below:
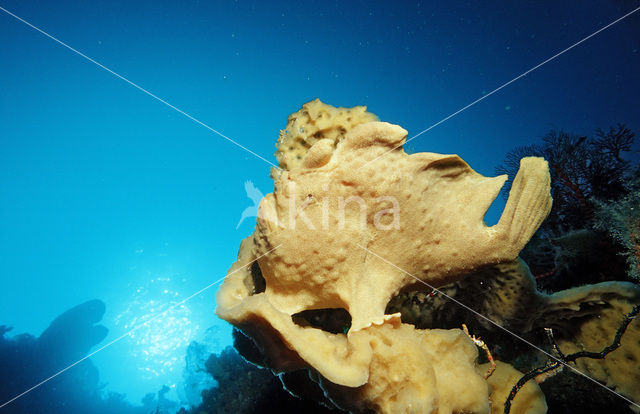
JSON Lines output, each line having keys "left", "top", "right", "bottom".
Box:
{"left": 217, "top": 102, "right": 553, "bottom": 413}
{"left": 256, "top": 121, "right": 551, "bottom": 332}
{"left": 275, "top": 99, "right": 378, "bottom": 170}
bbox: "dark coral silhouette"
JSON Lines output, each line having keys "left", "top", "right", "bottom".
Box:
{"left": 0, "top": 300, "right": 157, "bottom": 414}
{"left": 179, "top": 331, "right": 342, "bottom": 414}
{"left": 495, "top": 124, "right": 639, "bottom": 290}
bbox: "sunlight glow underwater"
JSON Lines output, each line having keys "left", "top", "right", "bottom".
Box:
{"left": 116, "top": 276, "right": 194, "bottom": 381}
{"left": 104, "top": 272, "right": 228, "bottom": 406}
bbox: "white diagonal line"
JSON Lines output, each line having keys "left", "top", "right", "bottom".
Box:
{"left": 356, "top": 243, "right": 640, "bottom": 410}
{"left": 0, "top": 243, "right": 281, "bottom": 410}
{"left": 359, "top": 6, "right": 640, "bottom": 170}
{"left": 0, "top": 5, "right": 279, "bottom": 170}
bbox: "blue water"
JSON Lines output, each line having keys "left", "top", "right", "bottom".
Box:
{"left": 0, "top": 0, "right": 639, "bottom": 410}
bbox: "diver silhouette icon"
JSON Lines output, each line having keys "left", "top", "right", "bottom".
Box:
{"left": 236, "top": 180, "right": 265, "bottom": 229}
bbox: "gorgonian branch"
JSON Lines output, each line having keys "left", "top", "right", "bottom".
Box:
{"left": 504, "top": 304, "right": 639, "bottom": 414}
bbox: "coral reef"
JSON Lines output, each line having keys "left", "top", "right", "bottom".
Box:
{"left": 37, "top": 299, "right": 108, "bottom": 368}
{"left": 552, "top": 301, "right": 640, "bottom": 411}
{"left": 498, "top": 303, "right": 639, "bottom": 414}
{"left": 495, "top": 125, "right": 639, "bottom": 288}
{"left": 181, "top": 341, "right": 216, "bottom": 407}
{"left": 478, "top": 124, "right": 640, "bottom": 411}
{"left": 216, "top": 100, "right": 553, "bottom": 413}
{"left": 388, "top": 258, "right": 640, "bottom": 411}
{"left": 496, "top": 125, "right": 635, "bottom": 228}
{"left": 180, "top": 343, "right": 339, "bottom": 414}
{"left": 0, "top": 300, "right": 160, "bottom": 414}
{"left": 594, "top": 185, "right": 640, "bottom": 280}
